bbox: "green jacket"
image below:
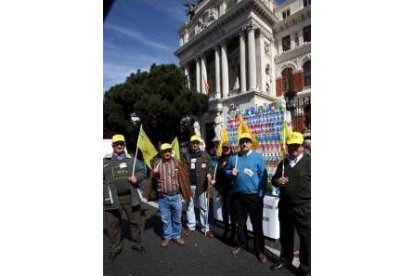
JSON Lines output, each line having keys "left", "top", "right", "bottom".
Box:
{"left": 103, "top": 153, "right": 146, "bottom": 210}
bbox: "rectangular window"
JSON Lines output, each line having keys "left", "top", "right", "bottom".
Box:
{"left": 303, "top": 25, "right": 311, "bottom": 42}
{"left": 304, "top": 75, "right": 311, "bottom": 87}
{"left": 282, "top": 9, "right": 290, "bottom": 19}
{"left": 303, "top": 0, "right": 311, "bottom": 7}
{"left": 282, "top": 35, "right": 291, "bottom": 52}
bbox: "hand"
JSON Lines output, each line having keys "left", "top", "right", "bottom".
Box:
{"left": 206, "top": 173, "right": 212, "bottom": 181}
{"left": 278, "top": 176, "right": 289, "bottom": 186}
{"left": 128, "top": 176, "right": 137, "bottom": 184}
{"left": 211, "top": 180, "right": 216, "bottom": 186}
{"left": 232, "top": 168, "right": 239, "bottom": 176}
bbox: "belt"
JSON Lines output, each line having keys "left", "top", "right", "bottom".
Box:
{"left": 159, "top": 191, "right": 180, "bottom": 197}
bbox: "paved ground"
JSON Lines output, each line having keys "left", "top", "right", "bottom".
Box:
{"left": 103, "top": 202, "right": 298, "bottom": 276}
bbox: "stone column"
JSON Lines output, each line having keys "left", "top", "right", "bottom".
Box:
{"left": 239, "top": 31, "right": 247, "bottom": 93}
{"left": 196, "top": 58, "right": 201, "bottom": 93}
{"left": 221, "top": 42, "right": 229, "bottom": 98}
{"left": 201, "top": 54, "right": 207, "bottom": 94}
{"left": 258, "top": 32, "right": 266, "bottom": 93}
{"left": 247, "top": 24, "right": 257, "bottom": 91}
{"left": 184, "top": 65, "right": 190, "bottom": 88}
{"left": 215, "top": 46, "right": 221, "bottom": 99}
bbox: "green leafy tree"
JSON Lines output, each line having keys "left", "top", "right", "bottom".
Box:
{"left": 104, "top": 63, "right": 209, "bottom": 152}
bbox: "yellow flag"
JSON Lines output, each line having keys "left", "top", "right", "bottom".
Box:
{"left": 216, "top": 125, "right": 229, "bottom": 157}
{"left": 279, "top": 120, "right": 290, "bottom": 160}
{"left": 171, "top": 137, "right": 180, "bottom": 159}
{"left": 137, "top": 125, "right": 158, "bottom": 168}
{"left": 237, "top": 115, "right": 259, "bottom": 149}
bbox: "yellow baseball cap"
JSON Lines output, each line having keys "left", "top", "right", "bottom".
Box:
{"left": 239, "top": 133, "right": 253, "bottom": 142}
{"left": 286, "top": 132, "right": 304, "bottom": 145}
{"left": 112, "top": 134, "right": 125, "bottom": 143}
{"left": 190, "top": 135, "right": 201, "bottom": 142}
{"left": 160, "top": 143, "right": 172, "bottom": 151}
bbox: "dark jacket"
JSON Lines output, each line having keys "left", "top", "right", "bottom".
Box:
{"left": 183, "top": 150, "right": 213, "bottom": 194}
{"left": 272, "top": 153, "right": 311, "bottom": 207}
{"left": 103, "top": 153, "right": 146, "bottom": 210}
{"left": 146, "top": 158, "right": 192, "bottom": 204}
{"left": 215, "top": 153, "right": 234, "bottom": 195}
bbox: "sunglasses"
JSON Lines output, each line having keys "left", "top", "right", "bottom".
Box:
{"left": 113, "top": 142, "right": 125, "bottom": 147}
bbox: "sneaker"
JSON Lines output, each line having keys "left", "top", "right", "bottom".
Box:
{"left": 231, "top": 246, "right": 241, "bottom": 255}
{"left": 131, "top": 244, "right": 147, "bottom": 254}
{"left": 183, "top": 228, "right": 194, "bottom": 236}
{"left": 160, "top": 239, "right": 169, "bottom": 247}
{"left": 270, "top": 259, "right": 283, "bottom": 270}
{"left": 205, "top": 231, "right": 214, "bottom": 238}
{"left": 106, "top": 251, "right": 120, "bottom": 261}
{"left": 173, "top": 238, "right": 185, "bottom": 245}
{"left": 258, "top": 252, "right": 267, "bottom": 263}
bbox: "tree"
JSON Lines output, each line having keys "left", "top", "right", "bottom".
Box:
{"left": 103, "top": 63, "right": 209, "bottom": 152}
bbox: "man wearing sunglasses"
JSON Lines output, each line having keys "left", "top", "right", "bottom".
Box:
{"left": 225, "top": 133, "right": 268, "bottom": 263}
{"left": 103, "top": 134, "right": 147, "bottom": 260}
{"left": 271, "top": 132, "right": 311, "bottom": 276}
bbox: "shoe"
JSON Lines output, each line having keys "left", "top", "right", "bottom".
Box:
{"left": 106, "top": 251, "right": 120, "bottom": 261}
{"left": 258, "top": 252, "right": 267, "bottom": 263}
{"left": 205, "top": 231, "right": 214, "bottom": 238}
{"left": 270, "top": 259, "right": 283, "bottom": 270}
{"left": 183, "top": 228, "right": 194, "bottom": 236}
{"left": 231, "top": 246, "right": 241, "bottom": 255}
{"left": 160, "top": 239, "right": 169, "bottom": 247}
{"left": 173, "top": 238, "right": 185, "bottom": 245}
{"left": 131, "top": 244, "right": 147, "bottom": 254}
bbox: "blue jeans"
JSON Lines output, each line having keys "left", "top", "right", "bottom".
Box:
{"left": 158, "top": 194, "right": 183, "bottom": 240}
{"left": 186, "top": 186, "right": 210, "bottom": 232}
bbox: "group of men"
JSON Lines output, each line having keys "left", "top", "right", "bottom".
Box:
{"left": 103, "top": 131, "right": 311, "bottom": 276}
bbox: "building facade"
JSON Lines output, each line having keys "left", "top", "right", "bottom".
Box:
{"left": 174, "top": 0, "right": 311, "bottom": 146}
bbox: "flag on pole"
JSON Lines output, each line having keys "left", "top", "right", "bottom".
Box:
{"left": 279, "top": 120, "right": 289, "bottom": 160}
{"left": 237, "top": 115, "right": 259, "bottom": 149}
{"left": 171, "top": 137, "right": 180, "bottom": 159}
{"left": 216, "top": 125, "right": 229, "bottom": 157}
{"left": 137, "top": 125, "right": 158, "bottom": 168}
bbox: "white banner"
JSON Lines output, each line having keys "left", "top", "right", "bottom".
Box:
{"left": 212, "top": 190, "right": 279, "bottom": 239}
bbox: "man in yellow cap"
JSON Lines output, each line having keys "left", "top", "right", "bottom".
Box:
{"left": 182, "top": 135, "right": 214, "bottom": 238}
{"left": 146, "top": 143, "right": 191, "bottom": 247}
{"left": 271, "top": 132, "right": 311, "bottom": 276}
{"left": 103, "top": 134, "right": 147, "bottom": 260}
{"left": 225, "top": 133, "right": 268, "bottom": 263}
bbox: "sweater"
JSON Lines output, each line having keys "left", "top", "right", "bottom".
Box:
{"left": 272, "top": 154, "right": 311, "bottom": 206}
{"left": 225, "top": 151, "right": 267, "bottom": 196}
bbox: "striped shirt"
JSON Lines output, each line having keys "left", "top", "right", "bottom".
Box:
{"left": 156, "top": 159, "right": 180, "bottom": 194}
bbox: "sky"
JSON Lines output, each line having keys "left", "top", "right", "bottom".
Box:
{"left": 103, "top": 0, "right": 189, "bottom": 92}
{"left": 103, "top": 0, "right": 286, "bottom": 93}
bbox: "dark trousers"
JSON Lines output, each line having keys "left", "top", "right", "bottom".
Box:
{"left": 233, "top": 193, "right": 265, "bottom": 254}
{"left": 221, "top": 191, "right": 236, "bottom": 236}
{"left": 279, "top": 202, "right": 311, "bottom": 274}
{"left": 105, "top": 194, "right": 142, "bottom": 253}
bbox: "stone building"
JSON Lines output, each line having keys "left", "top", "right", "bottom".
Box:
{"left": 174, "top": 0, "right": 311, "bottom": 148}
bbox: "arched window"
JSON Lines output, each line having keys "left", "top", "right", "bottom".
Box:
{"left": 282, "top": 68, "right": 293, "bottom": 92}
{"left": 303, "top": 61, "right": 311, "bottom": 87}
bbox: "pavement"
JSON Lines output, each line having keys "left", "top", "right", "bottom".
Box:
{"left": 103, "top": 200, "right": 299, "bottom": 276}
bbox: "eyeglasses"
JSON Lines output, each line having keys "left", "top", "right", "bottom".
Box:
{"left": 113, "top": 142, "right": 125, "bottom": 147}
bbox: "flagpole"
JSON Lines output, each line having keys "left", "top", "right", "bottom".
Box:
{"left": 132, "top": 125, "right": 142, "bottom": 177}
